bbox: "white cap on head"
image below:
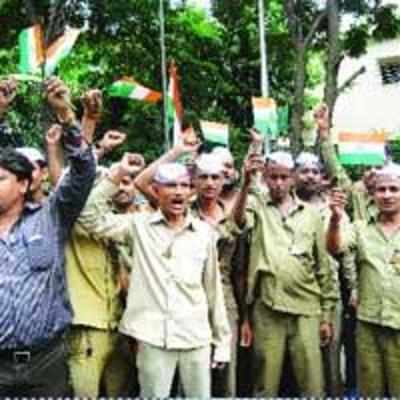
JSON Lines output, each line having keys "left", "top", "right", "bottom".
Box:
{"left": 295, "top": 152, "right": 321, "bottom": 169}
{"left": 154, "top": 162, "right": 190, "bottom": 184}
{"left": 212, "top": 146, "right": 234, "bottom": 164}
{"left": 195, "top": 153, "right": 224, "bottom": 175}
{"left": 375, "top": 163, "right": 400, "bottom": 182}
{"left": 16, "top": 147, "right": 46, "bottom": 166}
{"left": 266, "top": 151, "right": 294, "bottom": 170}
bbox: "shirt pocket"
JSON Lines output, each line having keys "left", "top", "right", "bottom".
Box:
{"left": 290, "top": 232, "right": 315, "bottom": 265}
{"left": 25, "top": 234, "right": 54, "bottom": 271}
{"left": 175, "top": 245, "right": 207, "bottom": 286}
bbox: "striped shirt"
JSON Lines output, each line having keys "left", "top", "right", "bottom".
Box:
{"left": 0, "top": 125, "right": 95, "bottom": 349}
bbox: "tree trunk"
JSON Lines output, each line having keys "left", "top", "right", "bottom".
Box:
{"left": 324, "top": 0, "right": 341, "bottom": 121}
{"left": 290, "top": 43, "right": 305, "bottom": 154}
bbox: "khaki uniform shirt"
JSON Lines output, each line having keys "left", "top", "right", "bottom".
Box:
{"left": 66, "top": 224, "right": 123, "bottom": 330}
{"left": 191, "top": 202, "right": 240, "bottom": 320}
{"left": 342, "top": 218, "right": 400, "bottom": 330}
{"left": 245, "top": 190, "right": 337, "bottom": 322}
{"left": 79, "top": 178, "right": 231, "bottom": 362}
{"left": 320, "top": 138, "right": 377, "bottom": 221}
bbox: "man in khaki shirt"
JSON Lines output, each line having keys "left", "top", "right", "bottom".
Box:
{"left": 234, "top": 151, "right": 337, "bottom": 397}
{"left": 328, "top": 164, "right": 400, "bottom": 397}
{"left": 295, "top": 152, "right": 356, "bottom": 395}
{"left": 80, "top": 156, "right": 231, "bottom": 398}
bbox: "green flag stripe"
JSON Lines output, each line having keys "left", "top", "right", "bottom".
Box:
{"left": 339, "top": 153, "right": 385, "bottom": 166}
{"left": 108, "top": 81, "right": 136, "bottom": 98}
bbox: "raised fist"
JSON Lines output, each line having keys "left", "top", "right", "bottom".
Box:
{"left": 81, "top": 89, "right": 103, "bottom": 121}
{"left": 313, "top": 103, "right": 330, "bottom": 139}
{"left": 46, "top": 124, "right": 63, "bottom": 146}
{"left": 98, "top": 130, "right": 127, "bottom": 154}
{"left": 45, "top": 77, "right": 74, "bottom": 122}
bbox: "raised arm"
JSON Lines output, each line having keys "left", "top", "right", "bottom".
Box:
{"left": 95, "top": 130, "right": 127, "bottom": 161}
{"left": 79, "top": 153, "right": 144, "bottom": 243}
{"left": 233, "top": 153, "right": 264, "bottom": 228}
{"left": 327, "top": 188, "right": 349, "bottom": 256}
{"left": 44, "top": 78, "right": 96, "bottom": 233}
{"left": 81, "top": 89, "right": 103, "bottom": 147}
{"left": 46, "top": 125, "right": 64, "bottom": 186}
{"left": 0, "top": 77, "right": 22, "bottom": 147}
{"left": 315, "top": 104, "right": 352, "bottom": 192}
{"left": 134, "top": 142, "right": 198, "bottom": 206}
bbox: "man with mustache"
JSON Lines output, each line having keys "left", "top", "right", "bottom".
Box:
{"left": 328, "top": 164, "right": 400, "bottom": 397}
{"left": 234, "top": 151, "right": 337, "bottom": 397}
{"left": 80, "top": 156, "right": 231, "bottom": 398}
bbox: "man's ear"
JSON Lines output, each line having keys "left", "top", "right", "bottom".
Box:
{"left": 152, "top": 182, "right": 160, "bottom": 196}
{"left": 19, "top": 178, "right": 30, "bottom": 196}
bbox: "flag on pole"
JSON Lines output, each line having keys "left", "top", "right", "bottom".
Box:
{"left": 201, "top": 121, "right": 229, "bottom": 147}
{"left": 338, "top": 131, "right": 386, "bottom": 165}
{"left": 18, "top": 25, "right": 45, "bottom": 75}
{"left": 44, "top": 26, "right": 80, "bottom": 76}
{"left": 19, "top": 25, "right": 80, "bottom": 76}
{"left": 252, "top": 97, "right": 279, "bottom": 138}
{"left": 109, "top": 77, "right": 162, "bottom": 103}
{"left": 168, "top": 62, "right": 184, "bottom": 145}
{"left": 277, "top": 105, "right": 289, "bottom": 135}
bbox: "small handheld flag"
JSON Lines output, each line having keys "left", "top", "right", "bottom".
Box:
{"left": 201, "top": 121, "right": 229, "bottom": 147}
{"left": 109, "top": 77, "right": 162, "bottom": 103}
{"left": 338, "top": 131, "right": 386, "bottom": 166}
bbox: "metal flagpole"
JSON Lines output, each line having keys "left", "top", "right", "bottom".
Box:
{"left": 258, "top": 0, "right": 271, "bottom": 153}
{"left": 160, "top": 0, "right": 170, "bottom": 150}
{"left": 258, "top": 0, "right": 269, "bottom": 97}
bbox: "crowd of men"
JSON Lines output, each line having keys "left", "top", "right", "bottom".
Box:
{"left": 0, "top": 76, "right": 399, "bottom": 398}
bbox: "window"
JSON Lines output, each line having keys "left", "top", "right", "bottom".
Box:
{"left": 380, "top": 59, "right": 400, "bottom": 85}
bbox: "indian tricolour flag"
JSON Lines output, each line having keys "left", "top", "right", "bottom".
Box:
{"left": 338, "top": 131, "right": 386, "bottom": 166}
{"left": 252, "top": 97, "right": 279, "bottom": 138}
{"left": 201, "top": 121, "right": 229, "bottom": 147}
{"left": 168, "top": 62, "right": 184, "bottom": 145}
{"left": 44, "top": 26, "right": 81, "bottom": 76}
{"left": 109, "top": 77, "right": 162, "bottom": 103}
{"left": 19, "top": 25, "right": 80, "bottom": 76}
{"left": 18, "top": 25, "right": 45, "bottom": 75}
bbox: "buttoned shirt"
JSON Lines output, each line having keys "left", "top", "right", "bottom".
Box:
{"left": 65, "top": 225, "right": 123, "bottom": 330}
{"left": 245, "top": 190, "right": 337, "bottom": 322}
{"left": 0, "top": 127, "right": 95, "bottom": 349}
{"left": 341, "top": 217, "right": 400, "bottom": 330}
{"left": 79, "top": 178, "right": 231, "bottom": 362}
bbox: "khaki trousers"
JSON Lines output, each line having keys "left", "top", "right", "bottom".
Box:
{"left": 136, "top": 341, "right": 211, "bottom": 398}
{"left": 252, "top": 301, "right": 323, "bottom": 397}
{"left": 67, "top": 326, "right": 133, "bottom": 397}
{"left": 357, "top": 320, "right": 400, "bottom": 397}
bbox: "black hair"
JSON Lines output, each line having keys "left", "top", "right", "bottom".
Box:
{"left": 181, "top": 110, "right": 201, "bottom": 133}
{"left": 0, "top": 148, "right": 34, "bottom": 185}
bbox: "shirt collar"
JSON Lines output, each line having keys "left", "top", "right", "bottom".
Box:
{"left": 265, "top": 191, "right": 305, "bottom": 213}
{"left": 191, "top": 199, "right": 228, "bottom": 223}
{"left": 149, "top": 208, "right": 199, "bottom": 231}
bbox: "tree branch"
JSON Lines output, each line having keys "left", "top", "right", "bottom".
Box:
{"left": 283, "top": 0, "right": 298, "bottom": 44}
{"left": 338, "top": 66, "right": 366, "bottom": 94}
{"left": 305, "top": 10, "right": 327, "bottom": 48}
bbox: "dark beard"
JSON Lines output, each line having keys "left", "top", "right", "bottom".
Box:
{"left": 223, "top": 181, "right": 237, "bottom": 192}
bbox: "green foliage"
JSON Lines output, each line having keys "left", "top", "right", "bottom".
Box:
{"left": 0, "top": 0, "right": 399, "bottom": 163}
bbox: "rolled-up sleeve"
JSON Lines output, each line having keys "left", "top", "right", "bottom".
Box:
{"left": 79, "top": 176, "right": 133, "bottom": 245}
